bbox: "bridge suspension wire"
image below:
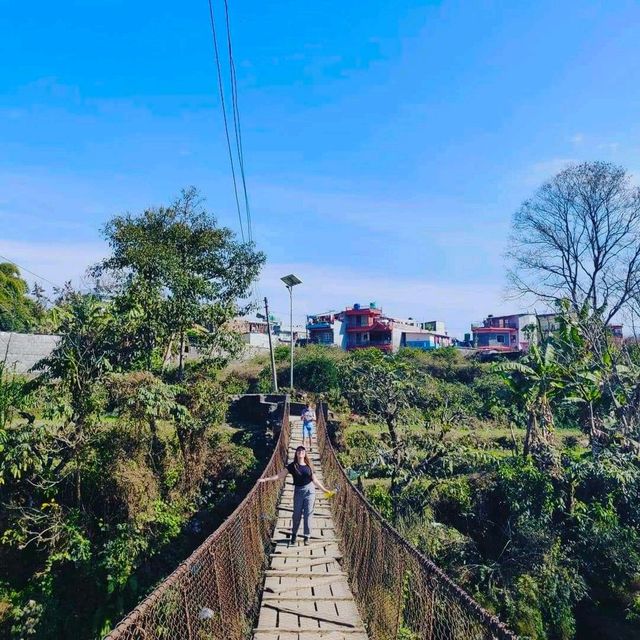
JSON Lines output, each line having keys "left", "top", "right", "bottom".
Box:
{"left": 219, "top": 0, "right": 264, "bottom": 311}
{"left": 206, "top": 0, "right": 245, "bottom": 243}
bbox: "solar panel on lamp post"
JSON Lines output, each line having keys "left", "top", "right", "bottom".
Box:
{"left": 280, "top": 274, "right": 302, "bottom": 391}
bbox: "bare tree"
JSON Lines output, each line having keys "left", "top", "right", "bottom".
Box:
{"left": 507, "top": 161, "right": 640, "bottom": 323}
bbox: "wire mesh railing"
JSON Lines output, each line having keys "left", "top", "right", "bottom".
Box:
{"left": 316, "top": 403, "right": 518, "bottom": 640}
{"left": 104, "top": 400, "right": 290, "bottom": 640}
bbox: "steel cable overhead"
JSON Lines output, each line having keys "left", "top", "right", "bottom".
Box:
{"left": 222, "top": 0, "right": 252, "bottom": 242}
{"left": 0, "top": 253, "right": 62, "bottom": 290}
{"left": 206, "top": 0, "right": 262, "bottom": 310}
{"left": 0, "top": 253, "right": 62, "bottom": 320}
{"left": 206, "top": 0, "right": 246, "bottom": 242}
{"left": 216, "top": 0, "right": 262, "bottom": 307}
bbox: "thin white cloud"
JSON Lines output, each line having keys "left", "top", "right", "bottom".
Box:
{"left": 570, "top": 133, "right": 584, "bottom": 144}
{"left": 598, "top": 142, "right": 620, "bottom": 153}
{"left": 251, "top": 180, "right": 507, "bottom": 255}
{"left": 257, "top": 261, "right": 513, "bottom": 339}
{"left": 0, "top": 243, "right": 523, "bottom": 338}
{"left": 521, "top": 158, "right": 577, "bottom": 188}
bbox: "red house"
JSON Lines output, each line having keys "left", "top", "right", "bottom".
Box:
{"left": 344, "top": 303, "right": 393, "bottom": 351}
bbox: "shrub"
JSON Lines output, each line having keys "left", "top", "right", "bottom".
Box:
{"left": 293, "top": 355, "right": 339, "bottom": 393}
{"left": 366, "top": 483, "right": 393, "bottom": 521}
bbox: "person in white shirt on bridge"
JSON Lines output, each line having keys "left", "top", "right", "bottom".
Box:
{"left": 300, "top": 403, "right": 316, "bottom": 451}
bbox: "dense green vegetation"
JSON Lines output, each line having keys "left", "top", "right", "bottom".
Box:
{"left": 257, "top": 318, "right": 640, "bottom": 640}
{"left": 3, "top": 162, "right": 640, "bottom": 640}
{"left": 0, "top": 189, "right": 266, "bottom": 639}
{"left": 0, "top": 263, "right": 43, "bottom": 332}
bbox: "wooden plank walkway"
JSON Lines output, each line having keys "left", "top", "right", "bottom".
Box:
{"left": 253, "top": 418, "right": 369, "bottom": 640}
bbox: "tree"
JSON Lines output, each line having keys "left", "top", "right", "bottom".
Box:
{"left": 0, "top": 361, "right": 27, "bottom": 433}
{"left": 0, "top": 263, "right": 41, "bottom": 332}
{"left": 551, "top": 303, "right": 640, "bottom": 451}
{"left": 94, "top": 187, "right": 265, "bottom": 376}
{"left": 507, "top": 161, "right": 640, "bottom": 323}
{"left": 495, "top": 342, "right": 565, "bottom": 459}
{"left": 339, "top": 350, "right": 424, "bottom": 520}
{"left": 36, "top": 293, "right": 114, "bottom": 505}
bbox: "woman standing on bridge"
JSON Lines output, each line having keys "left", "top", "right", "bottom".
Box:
{"left": 259, "top": 445, "right": 330, "bottom": 545}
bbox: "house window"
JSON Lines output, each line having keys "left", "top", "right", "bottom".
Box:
{"left": 496, "top": 335, "right": 505, "bottom": 343}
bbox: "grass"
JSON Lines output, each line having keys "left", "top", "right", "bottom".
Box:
{"left": 339, "top": 413, "right": 589, "bottom": 455}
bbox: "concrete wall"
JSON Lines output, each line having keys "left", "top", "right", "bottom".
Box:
{"left": 0, "top": 331, "right": 60, "bottom": 374}
{"left": 391, "top": 326, "right": 404, "bottom": 351}
{"left": 422, "top": 320, "right": 446, "bottom": 334}
{"left": 516, "top": 314, "right": 537, "bottom": 350}
{"left": 405, "top": 331, "right": 435, "bottom": 349}
{"left": 243, "top": 332, "right": 271, "bottom": 348}
{"left": 229, "top": 394, "right": 288, "bottom": 425}
{"left": 334, "top": 319, "right": 347, "bottom": 349}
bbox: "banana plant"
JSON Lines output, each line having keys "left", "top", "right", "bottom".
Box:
{"left": 494, "top": 342, "right": 566, "bottom": 457}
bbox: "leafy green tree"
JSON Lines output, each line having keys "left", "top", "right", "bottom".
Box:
{"left": 106, "top": 371, "right": 178, "bottom": 474}
{"left": 38, "top": 294, "right": 112, "bottom": 431}
{"left": 32, "top": 293, "right": 116, "bottom": 512}
{"left": 0, "top": 263, "right": 41, "bottom": 332}
{"left": 339, "top": 349, "right": 426, "bottom": 519}
{"left": 94, "top": 187, "right": 265, "bottom": 377}
{"left": 550, "top": 302, "right": 640, "bottom": 451}
{"left": 0, "top": 362, "right": 28, "bottom": 434}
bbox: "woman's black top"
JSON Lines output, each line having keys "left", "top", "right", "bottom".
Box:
{"left": 287, "top": 462, "right": 313, "bottom": 487}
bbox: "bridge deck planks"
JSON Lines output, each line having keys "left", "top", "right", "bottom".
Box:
{"left": 252, "top": 420, "right": 369, "bottom": 640}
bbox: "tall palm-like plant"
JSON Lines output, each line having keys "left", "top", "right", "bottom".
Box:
{"left": 495, "top": 342, "right": 565, "bottom": 457}
{"left": 552, "top": 303, "right": 635, "bottom": 449}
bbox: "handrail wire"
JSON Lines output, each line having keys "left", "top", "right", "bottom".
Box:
{"left": 105, "top": 398, "right": 517, "bottom": 640}
{"left": 315, "top": 402, "right": 518, "bottom": 640}
{"left": 104, "top": 398, "right": 291, "bottom": 639}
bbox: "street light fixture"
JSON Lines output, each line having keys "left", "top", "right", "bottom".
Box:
{"left": 281, "top": 274, "right": 302, "bottom": 389}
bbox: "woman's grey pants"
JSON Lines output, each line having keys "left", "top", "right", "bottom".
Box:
{"left": 291, "top": 484, "right": 316, "bottom": 539}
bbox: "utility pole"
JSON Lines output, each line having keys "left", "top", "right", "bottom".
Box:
{"left": 289, "top": 286, "right": 294, "bottom": 389}
{"left": 280, "top": 274, "right": 302, "bottom": 390}
{"left": 264, "top": 297, "right": 278, "bottom": 392}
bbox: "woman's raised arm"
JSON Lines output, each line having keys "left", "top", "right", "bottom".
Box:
{"left": 258, "top": 467, "right": 288, "bottom": 484}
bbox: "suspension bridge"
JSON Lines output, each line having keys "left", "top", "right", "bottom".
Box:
{"left": 105, "top": 398, "right": 517, "bottom": 640}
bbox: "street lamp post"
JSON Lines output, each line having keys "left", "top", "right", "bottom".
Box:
{"left": 280, "top": 274, "right": 302, "bottom": 390}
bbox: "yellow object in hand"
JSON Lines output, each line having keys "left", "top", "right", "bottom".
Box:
{"left": 324, "top": 490, "right": 336, "bottom": 499}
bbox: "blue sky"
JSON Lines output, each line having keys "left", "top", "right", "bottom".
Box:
{"left": 1, "top": 0, "right": 639, "bottom": 337}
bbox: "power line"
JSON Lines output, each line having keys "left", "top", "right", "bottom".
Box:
{"left": 0, "top": 253, "right": 62, "bottom": 290}
{"left": 222, "top": 0, "right": 252, "bottom": 242}
{"left": 205, "top": 1, "right": 261, "bottom": 312}
{"left": 216, "top": 0, "right": 261, "bottom": 309}
{"left": 207, "top": 0, "right": 245, "bottom": 242}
